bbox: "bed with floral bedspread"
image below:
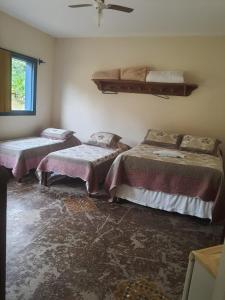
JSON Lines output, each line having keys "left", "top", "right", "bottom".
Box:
{"left": 0, "top": 136, "right": 80, "bottom": 180}
{"left": 38, "top": 144, "right": 127, "bottom": 194}
{"left": 105, "top": 144, "right": 225, "bottom": 223}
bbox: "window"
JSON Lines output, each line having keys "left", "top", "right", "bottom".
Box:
{"left": 0, "top": 49, "right": 37, "bottom": 116}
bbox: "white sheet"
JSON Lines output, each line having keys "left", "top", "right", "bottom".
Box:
{"left": 115, "top": 184, "right": 213, "bottom": 220}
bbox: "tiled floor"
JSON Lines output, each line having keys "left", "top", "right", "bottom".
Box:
{"left": 6, "top": 176, "right": 223, "bottom": 299}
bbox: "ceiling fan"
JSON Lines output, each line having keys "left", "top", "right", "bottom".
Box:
{"left": 68, "top": 0, "right": 134, "bottom": 26}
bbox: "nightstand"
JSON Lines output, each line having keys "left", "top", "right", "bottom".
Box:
{"left": 182, "top": 245, "right": 223, "bottom": 300}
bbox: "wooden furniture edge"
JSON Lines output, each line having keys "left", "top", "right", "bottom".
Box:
{"left": 190, "top": 245, "right": 223, "bottom": 278}
{"left": 0, "top": 167, "right": 10, "bottom": 300}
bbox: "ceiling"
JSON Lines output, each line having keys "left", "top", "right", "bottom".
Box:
{"left": 0, "top": 0, "right": 225, "bottom": 38}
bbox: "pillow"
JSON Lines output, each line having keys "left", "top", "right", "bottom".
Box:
{"left": 86, "top": 132, "right": 121, "bottom": 148}
{"left": 41, "top": 128, "right": 74, "bottom": 140}
{"left": 120, "top": 66, "right": 149, "bottom": 82}
{"left": 146, "top": 71, "right": 184, "bottom": 83}
{"left": 143, "top": 129, "right": 182, "bottom": 149}
{"left": 92, "top": 69, "right": 120, "bottom": 80}
{"left": 180, "top": 135, "right": 221, "bottom": 155}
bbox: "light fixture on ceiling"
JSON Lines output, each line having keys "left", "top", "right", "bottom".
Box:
{"left": 68, "top": 0, "right": 134, "bottom": 27}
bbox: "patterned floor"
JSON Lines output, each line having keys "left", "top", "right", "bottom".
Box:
{"left": 6, "top": 176, "right": 223, "bottom": 300}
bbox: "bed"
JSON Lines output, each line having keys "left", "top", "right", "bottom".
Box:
{"left": 105, "top": 131, "right": 225, "bottom": 223}
{"left": 0, "top": 128, "right": 81, "bottom": 180}
{"left": 37, "top": 132, "right": 128, "bottom": 194}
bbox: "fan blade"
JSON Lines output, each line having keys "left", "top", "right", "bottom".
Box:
{"left": 68, "top": 4, "right": 93, "bottom": 8}
{"left": 106, "top": 4, "right": 133, "bottom": 13}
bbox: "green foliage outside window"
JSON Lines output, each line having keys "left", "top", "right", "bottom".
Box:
{"left": 11, "top": 58, "right": 26, "bottom": 110}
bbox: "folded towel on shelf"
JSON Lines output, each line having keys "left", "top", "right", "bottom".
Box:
{"left": 120, "top": 66, "right": 149, "bottom": 81}
{"left": 92, "top": 69, "right": 120, "bottom": 80}
{"left": 146, "top": 71, "right": 184, "bottom": 83}
{"left": 153, "top": 150, "right": 185, "bottom": 158}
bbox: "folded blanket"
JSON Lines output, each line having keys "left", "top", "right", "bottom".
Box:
{"left": 153, "top": 150, "right": 185, "bottom": 158}
{"left": 92, "top": 69, "right": 120, "bottom": 80}
{"left": 41, "top": 128, "right": 74, "bottom": 140}
{"left": 120, "top": 66, "right": 149, "bottom": 81}
{"left": 146, "top": 71, "right": 184, "bottom": 83}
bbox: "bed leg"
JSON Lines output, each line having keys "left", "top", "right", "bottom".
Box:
{"left": 41, "top": 172, "right": 48, "bottom": 186}
{"left": 108, "top": 197, "right": 120, "bottom": 203}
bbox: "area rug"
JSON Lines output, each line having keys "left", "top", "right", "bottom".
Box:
{"left": 63, "top": 196, "right": 97, "bottom": 213}
{"left": 6, "top": 176, "right": 222, "bottom": 300}
{"left": 114, "top": 278, "right": 168, "bottom": 300}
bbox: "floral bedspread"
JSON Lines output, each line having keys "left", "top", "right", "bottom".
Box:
{"left": 0, "top": 136, "right": 80, "bottom": 179}
{"left": 105, "top": 144, "right": 225, "bottom": 223}
{"left": 37, "top": 144, "right": 124, "bottom": 193}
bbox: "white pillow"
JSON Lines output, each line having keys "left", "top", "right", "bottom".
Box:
{"left": 41, "top": 128, "right": 74, "bottom": 140}
{"left": 146, "top": 71, "right": 184, "bottom": 83}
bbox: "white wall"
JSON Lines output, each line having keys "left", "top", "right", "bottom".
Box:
{"left": 52, "top": 37, "right": 225, "bottom": 146}
{"left": 0, "top": 11, "right": 55, "bottom": 139}
{"left": 1, "top": 13, "right": 225, "bottom": 149}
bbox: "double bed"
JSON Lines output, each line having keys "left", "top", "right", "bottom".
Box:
{"left": 38, "top": 132, "right": 128, "bottom": 194}
{"left": 0, "top": 128, "right": 81, "bottom": 180}
{"left": 105, "top": 131, "right": 225, "bottom": 223}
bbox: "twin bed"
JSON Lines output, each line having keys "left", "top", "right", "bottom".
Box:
{"left": 0, "top": 128, "right": 224, "bottom": 223}
{"left": 0, "top": 129, "right": 81, "bottom": 180}
{"left": 0, "top": 130, "right": 128, "bottom": 194}
{"left": 38, "top": 143, "right": 126, "bottom": 194}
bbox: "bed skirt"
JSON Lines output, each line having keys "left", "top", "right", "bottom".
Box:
{"left": 115, "top": 184, "right": 213, "bottom": 220}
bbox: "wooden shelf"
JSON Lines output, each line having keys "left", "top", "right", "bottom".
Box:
{"left": 93, "top": 79, "right": 198, "bottom": 97}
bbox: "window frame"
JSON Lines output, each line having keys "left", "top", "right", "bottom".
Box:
{"left": 0, "top": 50, "right": 37, "bottom": 116}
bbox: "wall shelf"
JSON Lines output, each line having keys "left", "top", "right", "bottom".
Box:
{"left": 92, "top": 79, "right": 198, "bottom": 97}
